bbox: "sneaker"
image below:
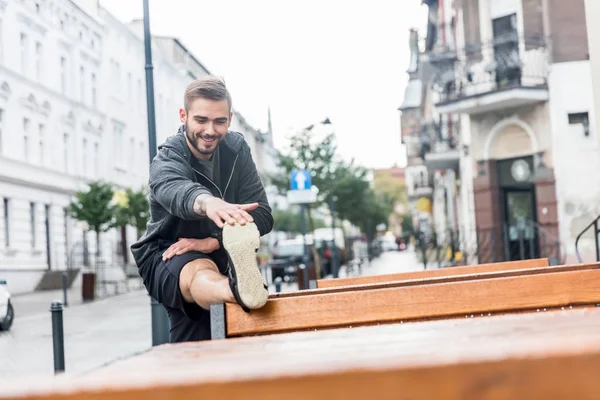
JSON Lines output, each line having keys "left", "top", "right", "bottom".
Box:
{"left": 222, "top": 222, "right": 269, "bottom": 312}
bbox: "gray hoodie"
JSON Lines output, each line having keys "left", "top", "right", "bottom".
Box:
{"left": 130, "top": 126, "right": 274, "bottom": 268}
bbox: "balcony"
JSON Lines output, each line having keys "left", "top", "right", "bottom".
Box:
{"left": 432, "top": 36, "right": 549, "bottom": 115}
{"left": 419, "top": 122, "right": 460, "bottom": 171}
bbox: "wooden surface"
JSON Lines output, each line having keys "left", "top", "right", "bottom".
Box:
{"left": 316, "top": 258, "right": 550, "bottom": 288}
{"left": 2, "top": 307, "right": 600, "bottom": 399}
{"left": 226, "top": 263, "right": 600, "bottom": 336}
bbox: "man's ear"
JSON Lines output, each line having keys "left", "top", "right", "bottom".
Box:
{"left": 179, "top": 108, "right": 187, "bottom": 124}
{"left": 229, "top": 111, "right": 233, "bottom": 128}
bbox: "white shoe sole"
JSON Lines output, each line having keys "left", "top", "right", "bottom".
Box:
{"left": 222, "top": 222, "right": 269, "bottom": 310}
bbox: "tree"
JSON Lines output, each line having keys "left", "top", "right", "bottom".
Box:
{"left": 270, "top": 129, "right": 339, "bottom": 231}
{"left": 272, "top": 209, "right": 327, "bottom": 234}
{"left": 69, "top": 181, "right": 115, "bottom": 271}
{"left": 126, "top": 187, "right": 150, "bottom": 239}
{"left": 111, "top": 187, "right": 150, "bottom": 265}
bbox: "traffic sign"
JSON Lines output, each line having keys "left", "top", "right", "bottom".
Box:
{"left": 287, "top": 189, "right": 317, "bottom": 205}
{"left": 290, "top": 169, "right": 312, "bottom": 190}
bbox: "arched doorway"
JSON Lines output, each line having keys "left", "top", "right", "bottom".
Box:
{"left": 474, "top": 118, "right": 559, "bottom": 263}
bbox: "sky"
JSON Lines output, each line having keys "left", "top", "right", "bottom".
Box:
{"left": 99, "top": 0, "right": 428, "bottom": 170}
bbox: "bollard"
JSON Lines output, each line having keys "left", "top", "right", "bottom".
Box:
{"left": 150, "top": 297, "right": 170, "bottom": 346}
{"left": 50, "top": 301, "right": 65, "bottom": 374}
{"left": 61, "top": 271, "right": 69, "bottom": 307}
{"left": 274, "top": 277, "right": 283, "bottom": 293}
{"left": 299, "top": 264, "right": 309, "bottom": 290}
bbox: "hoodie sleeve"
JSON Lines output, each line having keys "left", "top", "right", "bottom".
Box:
{"left": 236, "top": 144, "right": 274, "bottom": 237}
{"left": 149, "top": 147, "right": 212, "bottom": 221}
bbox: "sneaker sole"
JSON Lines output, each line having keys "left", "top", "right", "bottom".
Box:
{"left": 222, "top": 222, "right": 269, "bottom": 310}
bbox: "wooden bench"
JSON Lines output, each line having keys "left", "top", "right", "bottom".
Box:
{"left": 312, "top": 257, "right": 551, "bottom": 289}
{"left": 210, "top": 261, "right": 600, "bottom": 339}
{"left": 3, "top": 306, "right": 600, "bottom": 399}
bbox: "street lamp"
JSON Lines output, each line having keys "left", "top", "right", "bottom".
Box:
{"left": 143, "top": 0, "right": 170, "bottom": 346}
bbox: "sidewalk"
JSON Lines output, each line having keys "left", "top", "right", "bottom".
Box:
{"left": 11, "top": 277, "right": 144, "bottom": 319}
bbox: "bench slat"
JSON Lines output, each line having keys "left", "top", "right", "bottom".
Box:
{"left": 226, "top": 266, "right": 600, "bottom": 337}
{"left": 316, "top": 258, "right": 550, "bottom": 288}
{"left": 3, "top": 308, "right": 600, "bottom": 400}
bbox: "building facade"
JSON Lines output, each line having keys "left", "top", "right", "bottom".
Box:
{"left": 401, "top": 0, "right": 597, "bottom": 265}
{"left": 0, "top": 0, "right": 278, "bottom": 294}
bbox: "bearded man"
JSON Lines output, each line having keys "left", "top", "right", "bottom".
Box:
{"left": 131, "top": 76, "right": 273, "bottom": 343}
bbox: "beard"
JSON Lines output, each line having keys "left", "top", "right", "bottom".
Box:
{"left": 185, "top": 123, "right": 223, "bottom": 157}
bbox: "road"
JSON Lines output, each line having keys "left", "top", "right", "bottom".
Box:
{"left": 0, "top": 249, "right": 422, "bottom": 380}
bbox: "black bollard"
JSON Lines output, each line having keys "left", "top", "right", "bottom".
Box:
{"left": 150, "top": 297, "right": 170, "bottom": 346}
{"left": 50, "top": 301, "right": 65, "bottom": 374}
{"left": 274, "top": 277, "right": 283, "bottom": 293}
{"left": 299, "top": 264, "right": 309, "bottom": 290}
{"left": 61, "top": 271, "right": 69, "bottom": 307}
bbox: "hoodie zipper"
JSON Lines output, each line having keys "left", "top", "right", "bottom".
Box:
{"left": 191, "top": 153, "right": 238, "bottom": 199}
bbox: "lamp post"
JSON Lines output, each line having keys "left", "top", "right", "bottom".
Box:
{"left": 329, "top": 196, "right": 339, "bottom": 278}
{"left": 143, "top": 0, "right": 170, "bottom": 346}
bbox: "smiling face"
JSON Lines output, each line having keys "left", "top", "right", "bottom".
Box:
{"left": 180, "top": 98, "right": 231, "bottom": 160}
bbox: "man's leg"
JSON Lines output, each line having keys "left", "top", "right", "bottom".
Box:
{"left": 179, "top": 258, "right": 236, "bottom": 310}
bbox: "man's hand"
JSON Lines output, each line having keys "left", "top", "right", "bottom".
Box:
{"left": 203, "top": 197, "right": 258, "bottom": 228}
{"left": 162, "top": 238, "right": 220, "bottom": 261}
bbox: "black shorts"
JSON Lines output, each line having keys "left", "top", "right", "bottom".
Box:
{"left": 146, "top": 250, "right": 227, "bottom": 343}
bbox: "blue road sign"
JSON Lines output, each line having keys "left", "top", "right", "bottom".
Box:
{"left": 290, "top": 169, "right": 312, "bottom": 190}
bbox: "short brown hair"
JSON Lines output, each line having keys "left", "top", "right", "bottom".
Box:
{"left": 183, "top": 75, "right": 232, "bottom": 111}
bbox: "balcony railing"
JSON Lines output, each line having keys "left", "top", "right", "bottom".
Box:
{"left": 432, "top": 35, "right": 549, "bottom": 106}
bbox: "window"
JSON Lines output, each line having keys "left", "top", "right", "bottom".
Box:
{"left": 63, "top": 133, "right": 69, "bottom": 172}
{"left": 79, "top": 66, "right": 85, "bottom": 103}
{"left": 20, "top": 33, "right": 28, "bottom": 75}
{"left": 82, "top": 137, "right": 87, "bottom": 176}
{"left": 93, "top": 142, "right": 99, "bottom": 177}
{"left": 127, "top": 72, "right": 132, "bottom": 102}
{"left": 60, "top": 56, "right": 67, "bottom": 94}
{"left": 23, "top": 118, "right": 30, "bottom": 161}
{"left": 35, "top": 42, "right": 42, "bottom": 82}
{"left": 38, "top": 123, "right": 45, "bottom": 165}
{"left": 129, "top": 137, "right": 135, "bottom": 168}
{"left": 30, "top": 202, "right": 36, "bottom": 248}
{"left": 91, "top": 73, "right": 97, "bottom": 107}
{"left": 0, "top": 20, "right": 4, "bottom": 64}
{"left": 0, "top": 108, "right": 4, "bottom": 155}
{"left": 114, "top": 124, "right": 124, "bottom": 166}
{"left": 569, "top": 112, "right": 590, "bottom": 136}
{"left": 3, "top": 198, "right": 9, "bottom": 247}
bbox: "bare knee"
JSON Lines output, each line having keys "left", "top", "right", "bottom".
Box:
{"left": 179, "top": 259, "right": 219, "bottom": 303}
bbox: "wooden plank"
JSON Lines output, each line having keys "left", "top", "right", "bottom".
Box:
{"left": 316, "top": 257, "right": 550, "bottom": 288}
{"left": 2, "top": 308, "right": 600, "bottom": 400}
{"left": 272, "top": 262, "right": 594, "bottom": 299}
{"left": 225, "top": 265, "right": 600, "bottom": 337}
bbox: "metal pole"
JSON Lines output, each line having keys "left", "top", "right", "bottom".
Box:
{"left": 329, "top": 198, "right": 339, "bottom": 278}
{"left": 300, "top": 204, "right": 309, "bottom": 266}
{"left": 61, "top": 271, "right": 68, "bottom": 307}
{"left": 151, "top": 297, "right": 170, "bottom": 346}
{"left": 143, "top": 0, "right": 169, "bottom": 346}
{"left": 50, "top": 301, "right": 65, "bottom": 374}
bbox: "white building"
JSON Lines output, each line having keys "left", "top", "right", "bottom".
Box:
{"left": 0, "top": 0, "right": 279, "bottom": 294}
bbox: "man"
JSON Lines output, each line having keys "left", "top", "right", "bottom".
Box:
{"left": 131, "top": 76, "right": 273, "bottom": 343}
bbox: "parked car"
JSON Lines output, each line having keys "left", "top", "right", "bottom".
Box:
{"left": 379, "top": 235, "right": 399, "bottom": 252}
{"left": 0, "top": 279, "right": 14, "bottom": 331}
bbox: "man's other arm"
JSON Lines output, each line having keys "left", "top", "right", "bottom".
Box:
{"left": 149, "top": 149, "right": 212, "bottom": 220}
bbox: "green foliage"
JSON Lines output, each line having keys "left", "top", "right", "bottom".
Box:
{"left": 401, "top": 214, "right": 414, "bottom": 234}
{"left": 270, "top": 127, "right": 393, "bottom": 239}
{"left": 127, "top": 188, "right": 150, "bottom": 237}
{"left": 272, "top": 209, "right": 327, "bottom": 233}
{"left": 68, "top": 181, "right": 115, "bottom": 234}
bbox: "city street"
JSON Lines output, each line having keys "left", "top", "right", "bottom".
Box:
{"left": 0, "top": 249, "right": 422, "bottom": 380}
